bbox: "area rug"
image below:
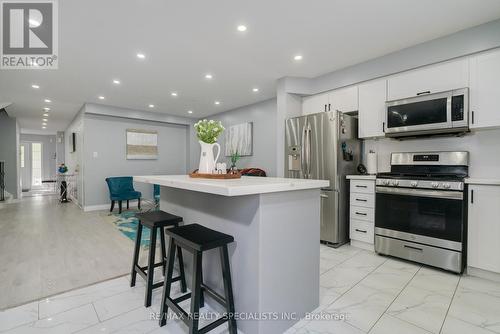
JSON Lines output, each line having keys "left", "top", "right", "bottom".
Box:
{"left": 106, "top": 210, "right": 151, "bottom": 247}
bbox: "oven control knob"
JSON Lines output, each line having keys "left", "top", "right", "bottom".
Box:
{"left": 431, "top": 182, "right": 440, "bottom": 188}
{"left": 410, "top": 181, "right": 418, "bottom": 187}
{"left": 443, "top": 183, "right": 451, "bottom": 189}
{"left": 391, "top": 180, "right": 399, "bottom": 186}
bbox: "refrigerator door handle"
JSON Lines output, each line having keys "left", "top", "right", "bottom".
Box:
{"left": 301, "top": 123, "right": 307, "bottom": 178}
{"left": 306, "top": 126, "right": 312, "bottom": 178}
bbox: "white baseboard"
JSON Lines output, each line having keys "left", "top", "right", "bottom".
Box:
{"left": 83, "top": 199, "right": 148, "bottom": 212}
{"left": 83, "top": 204, "right": 110, "bottom": 212}
{"left": 466, "top": 266, "right": 500, "bottom": 283}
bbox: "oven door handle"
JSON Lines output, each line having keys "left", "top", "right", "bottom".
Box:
{"left": 376, "top": 186, "right": 463, "bottom": 200}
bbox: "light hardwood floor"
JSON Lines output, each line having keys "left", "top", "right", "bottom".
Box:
{"left": 0, "top": 195, "right": 148, "bottom": 310}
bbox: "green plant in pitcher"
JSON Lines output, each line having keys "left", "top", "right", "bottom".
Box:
{"left": 194, "top": 119, "right": 225, "bottom": 144}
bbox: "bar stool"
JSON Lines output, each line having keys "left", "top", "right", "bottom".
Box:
{"left": 130, "top": 211, "right": 187, "bottom": 307}
{"left": 159, "top": 223, "right": 237, "bottom": 334}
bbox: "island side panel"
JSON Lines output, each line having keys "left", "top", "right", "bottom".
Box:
{"left": 257, "top": 189, "right": 321, "bottom": 334}
{"left": 160, "top": 187, "right": 261, "bottom": 334}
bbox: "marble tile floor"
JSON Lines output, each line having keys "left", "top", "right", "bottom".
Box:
{"left": 2, "top": 244, "right": 500, "bottom": 333}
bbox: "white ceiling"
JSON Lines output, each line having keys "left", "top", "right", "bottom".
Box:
{"left": 2, "top": 0, "right": 500, "bottom": 133}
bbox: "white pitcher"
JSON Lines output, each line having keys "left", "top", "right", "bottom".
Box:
{"left": 198, "top": 141, "right": 220, "bottom": 174}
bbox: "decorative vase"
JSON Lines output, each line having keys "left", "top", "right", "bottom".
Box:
{"left": 198, "top": 141, "right": 220, "bottom": 174}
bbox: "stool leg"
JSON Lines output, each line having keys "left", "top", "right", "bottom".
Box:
{"left": 130, "top": 222, "right": 143, "bottom": 287}
{"left": 118, "top": 201, "right": 122, "bottom": 214}
{"left": 199, "top": 265, "right": 204, "bottom": 307}
{"left": 220, "top": 245, "right": 237, "bottom": 334}
{"left": 159, "top": 227, "right": 167, "bottom": 275}
{"left": 189, "top": 251, "right": 203, "bottom": 334}
{"left": 176, "top": 245, "right": 187, "bottom": 293}
{"left": 145, "top": 227, "right": 157, "bottom": 307}
{"left": 127, "top": 200, "right": 129, "bottom": 209}
{"left": 110, "top": 200, "right": 115, "bottom": 212}
{"left": 159, "top": 239, "right": 177, "bottom": 327}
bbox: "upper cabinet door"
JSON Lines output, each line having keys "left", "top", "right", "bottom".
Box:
{"left": 302, "top": 92, "right": 329, "bottom": 115}
{"left": 387, "top": 59, "right": 469, "bottom": 101}
{"left": 469, "top": 48, "right": 500, "bottom": 129}
{"left": 328, "top": 86, "right": 358, "bottom": 113}
{"left": 358, "top": 79, "right": 387, "bottom": 138}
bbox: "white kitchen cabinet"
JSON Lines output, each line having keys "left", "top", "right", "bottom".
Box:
{"left": 469, "top": 48, "right": 500, "bottom": 129}
{"left": 358, "top": 79, "right": 386, "bottom": 138}
{"left": 328, "top": 85, "right": 358, "bottom": 113}
{"left": 348, "top": 176, "right": 376, "bottom": 251}
{"left": 302, "top": 92, "right": 329, "bottom": 115}
{"left": 468, "top": 184, "right": 500, "bottom": 274}
{"left": 387, "top": 58, "right": 469, "bottom": 101}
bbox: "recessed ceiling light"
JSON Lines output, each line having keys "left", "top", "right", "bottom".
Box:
{"left": 43, "top": 113, "right": 49, "bottom": 117}
{"left": 44, "top": 99, "right": 51, "bottom": 103}
{"left": 42, "top": 126, "right": 46, "bottom": 129}
{"left": 214, "top": 101, "right": 221, "bottom": 105}
{"left": 293, "top": 54, "right": 303, "bottom": 61}
{"left": 98, "top": 96, "right": 105, "bottom": 100}
{"left": 148, "top": 104, "right": 155, "bottom": 108}
{"left": 32, "top": 84, "right": 40, "bottom": 89}
{"left": 43, "top": 107, "right": 50, "bottom": 111}
{"left": 42, "top": 123, "right": 47, "bottom": 126}
{"left": 187, "top": 110, "right": 193, "bottom": 114}
{"left": 205, "top": 74, "right": 213, "bottom": 79}
{"left": 112, "top": 79, "right": 121, "bottom": 85}
{"left": 252, "top": 88, "right": 259, "bottom": 92}
{"left": 171, "top": 92, "right": 178, "bottom": 97}
{"left": 237, "top": 25, "right": 247, "bottom": 32}
{"left": 136, "top": 53, "right": 146, "bottom": 59}
{"left": 42, "top": 118, "right": 48, "bottom": 122}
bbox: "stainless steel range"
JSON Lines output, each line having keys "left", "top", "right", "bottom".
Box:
{"left": 374, "top": 151, "right": 469, "bottom": 273}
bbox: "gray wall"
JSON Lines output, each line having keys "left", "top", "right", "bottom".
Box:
{"left": 20, "top": 134, "right": 57, "bottom": 181}
{"left": 83, "top": 114, "right": 188, "bottom": 207}
{"left": 196, "top": 98, "right": 278, "bottom": 176}
{"left": 0, "top": 109, "right": 19, "bottom": 198}
{"left": 65, "top": 107, "right": 85, "bottom": 206}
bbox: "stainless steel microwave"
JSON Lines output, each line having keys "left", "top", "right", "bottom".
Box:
{"left": 385, "top": 88, "right": 469, "bottom": 138}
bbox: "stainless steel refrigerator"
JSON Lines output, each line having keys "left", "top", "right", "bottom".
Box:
{"left": 285, "top": 111, "right": 360, "bottom": 246}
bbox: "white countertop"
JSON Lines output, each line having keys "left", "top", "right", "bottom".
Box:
{"left": 134, "top": 175, "right": 330, "bottom": 196}
{"left": 465, "top": 178, "right": 500, "bottom": 186}
{"left": 346, "top": 174, "right": 377, "bottom": 180}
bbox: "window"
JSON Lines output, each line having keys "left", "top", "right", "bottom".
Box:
{"left": 32, "top": 143, "right": 42, "bottom": 186}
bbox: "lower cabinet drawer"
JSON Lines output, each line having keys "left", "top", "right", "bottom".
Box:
{"left": 350, "top": 192, "right": 375, "bottom": 208}
{"left": 350, "top": 220, "right": 374, "bottom": 244}
{"left": 350, "top": 205, "right": 374, "bottom": 222}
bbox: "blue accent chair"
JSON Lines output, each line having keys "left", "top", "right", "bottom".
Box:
{"left": 105, "top": 176, "right": 142, "bottom": 214}
{"left": 153, "top": 184, "right": 160, "bottom": 210}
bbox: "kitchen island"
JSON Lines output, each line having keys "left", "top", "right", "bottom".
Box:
{"left": 134, "top": 175, "right": 329, "bottom": 334}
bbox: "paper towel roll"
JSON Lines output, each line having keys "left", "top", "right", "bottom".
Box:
{"left": 366, "top": 152, "right": 378, "bottom": 175}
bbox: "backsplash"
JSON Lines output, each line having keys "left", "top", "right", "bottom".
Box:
{"left": 362, "top": 128, "right": 500, "bottom": 178}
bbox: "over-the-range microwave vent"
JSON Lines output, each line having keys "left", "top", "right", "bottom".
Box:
{"left": 385, "top": 127, "right": 470, "bottom": 140}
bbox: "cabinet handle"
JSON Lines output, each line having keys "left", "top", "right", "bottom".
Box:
{"left": 416, "top": 91, "right": 431, "bottom": 96}
{"left": 355, "top": 229, "right": 367, "bottom": 233}
{"left": 324, "top": 104, "right": 327, "bottom": 112}
{"left": 355, "top": 198, "right": 367, "bottom": 202}
{"left": 471, "top": 111, "right": 475, "bottom": 124}
{"left": 355, "top": 212, "right": 367, "bottom": 216}
{"left": 471, "top": 189, "right": 474, "bottom": 204}
{"left": 382, "top": 122, "right": 385, "bottom": 133}
{"left": 328, "top": 103, "right": 331, "bottom": 111}
{"left": 355, "top": 185, "right": 367, "bottom": 188}
{"left": 404, "top": 245, "right": 423, "bottom": 252}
